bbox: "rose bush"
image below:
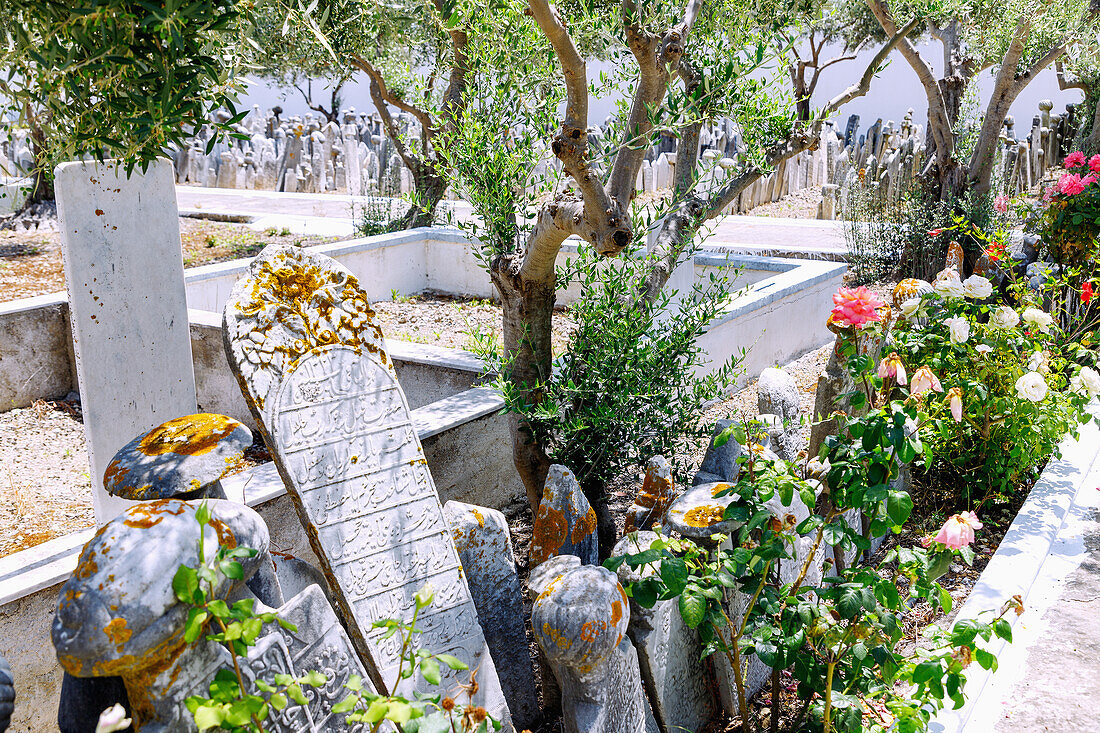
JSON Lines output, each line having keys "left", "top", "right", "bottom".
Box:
{"left": 889, "top": 269, "right": 1097, "bottom": 501}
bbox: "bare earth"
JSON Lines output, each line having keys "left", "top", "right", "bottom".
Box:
{"left": 748, "top": 187, "right": 823, "bottom": 219}
{"left": 0, "top": 218, "right": 339, "bottom": 303}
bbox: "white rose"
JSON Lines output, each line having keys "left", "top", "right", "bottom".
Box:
{"left": 1022, "top": 307, "right": 1054, "bottom": 333}
{"left": 962, "top": 275, "right": 994, "bottom": 299}
{"left": 1078, "top": 366, "right": 1100, "bottom": 397}
{"left": 900, "top": 298, "right": 922, "bottom": 317}
{"left": 1027, "top": 350, "right": 1050, "bottom": 374}
{"left": 1015, "top": 371, "right": 1049, "bottom": 402}
{"left": 990, "top": 306, "right": 1020, "bottom": 329}
{"left": 933, "top": 276, "right": 965, "bottom": 299}
{"left": 976, "top": 344, "right": 993, "bottom": 354}
{"left": 944, "top": 316, "right": 970, "bottom": 344}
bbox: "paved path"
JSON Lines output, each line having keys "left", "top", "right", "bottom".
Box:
{"left": 174, "top": 185, "right": 848, "bottom": 256}
{"left": 932, "top": 406, "right": 1100, "bottom": 733}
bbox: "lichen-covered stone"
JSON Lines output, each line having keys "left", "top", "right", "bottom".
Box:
{"left": 223, "top": 245, "right": 509, "bottom": 721}
{"left": 624, "top": 456, "right": 675, "bottom": 533}
{"left": 444, "top": 501, "right": 539, "bottom": 729}
{"left": 612, "top": 533, "right": 716, "bottom": 733}
{"left": 102, "top": 414, "right": 252, "bottom": 501}
{"left": 530, "top": 465, "right": 598, "bottom": 566}
{"left": 665, "top": 483, "right": 739, "bottom": 540}
{"left": 527, "top": 555, "right": 582, "bottom": 600}
{"left": 533, "top": 565, "right": 656, "bottom": 733}
{"left": 891, "top": 278, "right": 933, "bottom": 307}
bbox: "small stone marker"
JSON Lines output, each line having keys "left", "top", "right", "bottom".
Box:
{"left": 612, "top": 532, "right": 717, "bottom": 733}
{"left": 52, "top": 499, "right": 374, "bottom": 732}
{"left": 103, "top": 413, "right": 251, "bottom": 500}
{"left": 56, "top": 159, "right": 198, "bottom": 523}
{"left": 530, "top": 464, "right": 598, "bottom": 566}
{"left": 693, "top": 420, "right": 741, "bottom": 486}
{"left": 533, "top": 565, "right": 658, "bottom": 733}
{"left": 665, "top": 482, "right": 739, "bottom": 540}
{"left": 757, "top": 367, "right": 800, "bottom": 422}
{"left": 444, "top": 500, "right": 540, "bottom": 729}
{"left": 624, "top": 456, "right": 675, "bottom": 533}
{"left": 222, "top": 245, "right": 508, "bottom": 719}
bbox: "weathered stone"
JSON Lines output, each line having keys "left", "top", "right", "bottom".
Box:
{"left": 755, "top": 413, "right": 804, "bottom": 463}
{"left": 624, "top": 456, "right": 675, "bottom": 533}
{"left": 103, "top": 414, "right": 251, "bottom": 500}
{"left": 891, "top": 278, "right": 933, "bottom": 307}
{"left": 530, "top": 464, "right": 598, "bottom": 566}
{"left": 612, "top": 533, "right": 717, "bottom": 733}
{"left": 444, "top": 501, "right": 539, "bottom": 729}
{"left": 533, "top": 565, "right": 657, "bottom": 733}
{"left": 55, "top": 159, "right": 198, "bottom": 523}
{"left": 665, "top": 483, "right": 739, "bottom": 540}
{"left": 222, "top": 245, "right": 509, "bottom": 720}
{"left": 527, "top": 554, "right": 582, "bottom": 599}
{"left": 693, "top": 420, "right": 741, "bottom": 485}
{"left": 757, "top": 367, "right": 800, "bottom": 422}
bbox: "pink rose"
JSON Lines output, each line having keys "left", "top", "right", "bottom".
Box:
{"left": 994, "top": 195, "right": 1009, "bottom": 213}
{"left": 910, "top": 366, "right": 944, "bottom": 397}
{"left": 830, "top": 286, "right": 885, "bottom": 329}
{"left": 1065, "top": 151, "right": 1086, "bottom": 168}
{"left": 1059, "top": 173, "right": 1087, "bottom": 196}
{"left": 877, "top": 352, "right": 908, "bottom": 385}
{"left": 933, "top": 511, "right": 983, "bottom": 549}
{"left": 1090, "top": 154, "right": 1100, "bottom": 172}
{"left": 947, "top": 387, "right": 963, "bottom": 423}
{"left": 1084, "top": 173, "right": 1098, "bottom": 186}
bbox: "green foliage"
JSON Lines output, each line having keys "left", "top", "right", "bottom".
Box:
{"left": 608, "top": 382, "right": 1016, "bottom": 733}
{"left": 0, "top": 0, "right": 251, "bottom": 172}
{"left": 478, "top": 236, "right": 742, "bottom": 493}
{"left": 177, "top": 503, "right": 323, "bottom": 732}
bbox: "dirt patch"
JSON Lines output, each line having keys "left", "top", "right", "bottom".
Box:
{"left": 0, "top": 219, "right": 339, "bottom": 303}
{"left": 748, "top": 187, "right": 824, "bottom": 220}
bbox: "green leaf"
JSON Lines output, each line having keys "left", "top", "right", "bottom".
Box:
{"left": 835, "top": 586, "right": 864, "bottom": 619}
{"left": 678, "top": 592, "right": 707, "bottom": 628}
{"left": 886, "top": 490, "right": 913, "bottom": 526}
{"left": 219, "top": 559, "right": 244, "bottom": 580}
{"left": 331, "top": 693, "right": 358, "bottom": 713}
{"left": 421, "top": 657, "right": 441, "bottom": 686}
{"left": 270, "top": 692, "right": 288, "bottom": 711}
{"left": 435, "top": 653, "right": 468, "bottom": 671}
{"left": 912, "top": 660, "right": 941, "bottom": 684}
{"left": 659, "top": 555, "right": 688, "bottom": 595}
{"left": 993, "top": 618, "right": 1013, "bottom": 643}
{"left": 193, "top": 704, "right": 224, "bottom": 731}
{"left": 173, "top": 565, "right": 199, "bottom": 603}
{"left": 184, "top": 609, "right": 209, "bottom": 643}
{"left": 287, "top": 683, "right": 308, "bottom": 705}
{"left": 938, "top": 585, "right": 953, "bottom": 613}
{"left": 387, "top": 700, "right": 413, "bottom": 724}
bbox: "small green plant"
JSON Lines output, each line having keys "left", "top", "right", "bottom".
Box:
{"left": 203, "top": 234, "right": 219, "bottom": 248}
{"left": 176, "top": 503, "right": 324, "bottom": 732}
{"left": 332, "top": 585, "right": 499, "bottom": 732}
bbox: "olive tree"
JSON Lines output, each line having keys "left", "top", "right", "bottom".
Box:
{"left": 0, "top": 0, "right": 250, "bottom": 213}
{"left": 436, "top": 0, "right": 915, "bottom": 547}
{"left": 864, "top": 0, "right": 1098, "bottom": 199}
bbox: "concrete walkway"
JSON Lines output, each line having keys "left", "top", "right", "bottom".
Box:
{"left": 932, "top": 405, "right": 1100, "bottom": 733}
{"left": 173, "top": 185, "right": 848, "bottom": 256}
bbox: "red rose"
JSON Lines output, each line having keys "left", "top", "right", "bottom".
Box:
{"left": 1083, "top": 282, "right": 1094, "bottom": 304}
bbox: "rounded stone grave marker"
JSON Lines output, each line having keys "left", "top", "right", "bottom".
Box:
{"left": 665, "top": 482, "right": 740, "bottom": 540}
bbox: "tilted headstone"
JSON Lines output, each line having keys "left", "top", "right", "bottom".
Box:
{"left": 533, "top": 565, "right": 658, "bottom": 733}
{"left": 530, "top": 464, "right": 598, "bottom": 566}
{"left": 56, "top": 159, "right": 198, "bottom": 524}
{"left": 693, "top": 419, "right": 741, "bottom": 486}
{"left": 612, "top": 532, "right": 717, "bottom": 733}
{"left": 222, "top": 245, "right": 509, "bottom": 720}
{"left": 624, "top": 456, "right": 675, "bottom": 533}
{"left": 443, "top": 501, "right": 539, "bottom": 729}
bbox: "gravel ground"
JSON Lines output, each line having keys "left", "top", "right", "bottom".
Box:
{"left": 0, "top": 218, "right": 338, "bottom": 303}
{"left": 748, "top": 187, "right": 823, "bottom": 219}
{"left": 0, "top": 397, "right": 94, "bottom": 558}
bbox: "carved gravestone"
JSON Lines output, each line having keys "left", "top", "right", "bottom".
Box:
{"left": 612, "top": 533, "right": 717, "bottom": 733}
{"left": 222, "top": 245, "right": 509, "bottom": 719}
{"left": 530, "top": 464, "right": 598, "bottom": 566}
{"left": 443, "top": 501, "right": 539, "bottom": 729}
{"left": 533, "top": 565, "right": 658, "bottom": 733}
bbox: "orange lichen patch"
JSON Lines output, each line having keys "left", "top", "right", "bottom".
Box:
{"left": 683, "top": 504, "right": 725, "bottom": 528}
{"left": 946, "top": 241, "right": 965, "bottom": 273}
{"left": 580, "top": 619, "right": 606, "bottom": 642}
{"left": 122, "top": 499, "right": 188, "bottom": 530}
{"left": 73, "top": 550, "right": 98, "bottom": 580}
{"left": 571, "top": 507, "right": 597, "bottom": 544}
{"left": 471, "top": 508, "right": 485, "bottom": 528}
{"left": 104, "top": 617, "right": 132, "bottom": 646}
{"left": 530, "top": 505, "right": 568, "bottom": 565}
{"left": 892, "top": 278, "right": 928, "bottom": 307}
{"left": 102, "top": 459, "right": 130, "bottom": 489}
{"left": 208, "top": 516, "right": 238, "bottom": 550}
{"left": 710, "top": 483, "right": 731, "bottom": 497}
{"left": 610, "top": 600, "right": 623, "bottom": 627}
{"left": 540, "top": 622, "right": 572, "bottom": 651}
{"left": 138, "top": 414, "right": 242, "bottom": 457}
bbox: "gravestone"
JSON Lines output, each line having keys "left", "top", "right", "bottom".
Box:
{"left": 222, "top": 245, "right": 509, "bottom": 720}
{"left": 624, "top": 455, "right": 675, "bottom": 533}
{"left": 533, "top": 565, "right": 658, "bottom": 733}
{"left": 56, "top": 159, "right": 197, "bottom": 523}
{"left": 443, "top": 501, "right": 539, "bottom": 728}
{"left": 612, "top": 533, "right": 717, "bottom": 733}
{"left": 530, "top": 464, "right": 598, "bottom": 566}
